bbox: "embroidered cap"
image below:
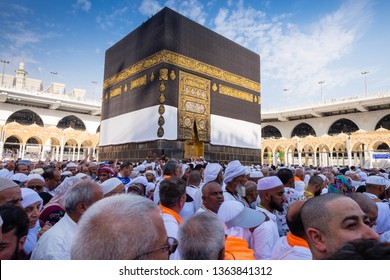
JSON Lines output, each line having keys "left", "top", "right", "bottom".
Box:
{"left": 365, "top": 175, "right": 386, "bottom": 186}
{"left": 257, "top": 176, "right": 283, "bottom": 191}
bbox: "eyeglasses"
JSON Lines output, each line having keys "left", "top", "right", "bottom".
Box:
{"left": 27, "top": 185, "right": 44, "bottom": 191}
{"left": 134, "top": 237, "right": 178, "bottom": 260}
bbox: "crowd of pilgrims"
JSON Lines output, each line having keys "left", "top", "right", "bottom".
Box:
{"left": 0, "top": 156, "right": 389, "bottom": 260}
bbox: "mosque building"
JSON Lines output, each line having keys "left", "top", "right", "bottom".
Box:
{"left": 0, "top": 60, "right": 100, "bottom": 162}
{"left": 261, "top": 95, "right": 390, "bottom": 168}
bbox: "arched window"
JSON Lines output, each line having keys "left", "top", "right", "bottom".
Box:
{"left": 375, "top": 114, "right": 390, "bottom": 130}
{"left": 6, "top": 109, "right": 44, "bottom": 126}
{"left": 328, "top": 118, "right": 359, "bottom": 135}
{"left": 262, "top": 125, "right": 282, "bottom": 138}
{"left": 291, "top": 123, "right": 316, "bottom": 137}
{"left": 57, "top": 115, "right": 86, "bottom": 131}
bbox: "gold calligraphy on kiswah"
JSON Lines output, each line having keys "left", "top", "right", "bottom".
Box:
{"left": 103, "top": 50, "right": 260, "bottom": 93}
{"left": 109, "top": 87, "right": 122, "bottom": 99}
{"left": 130, "top": 75, "right": 147, "bottom": 90}
{"left": 219, "top": 85, "right": 254, "bottom": 102}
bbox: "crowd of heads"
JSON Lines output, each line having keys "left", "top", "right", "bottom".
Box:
{"left": 0, "top": 156, "right": 389, "bottom": 260}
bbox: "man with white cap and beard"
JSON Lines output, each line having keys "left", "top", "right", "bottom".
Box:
{"left": 223, "top": 160, "right": 247, "bottom": 203}
{"left": 253, "top": 176, "right": 286, "bottom": 259}
{"left": 363, "top": 175, "right": 390, "bottom": 234}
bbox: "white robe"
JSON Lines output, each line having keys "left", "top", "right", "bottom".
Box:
{"left": 271, "top": 236, "right": 312, "bottom": 260}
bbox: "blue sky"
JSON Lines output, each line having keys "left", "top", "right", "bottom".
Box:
{"left": 0, "top": 0, "right": 389, "bottom": 110}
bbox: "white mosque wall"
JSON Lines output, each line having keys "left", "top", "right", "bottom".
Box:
{"left": 0, "top": 103, "right": 100, "bottom": 134}
{"left": 263, "top": 109, "right": 390, "bottom": 138}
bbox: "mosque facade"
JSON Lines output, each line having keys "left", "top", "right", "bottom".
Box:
{"left": 0, "top": 60, "right": 101, "bottom": 162}
{"left": 261, "top": 95, "right": 390, "bottom": 168}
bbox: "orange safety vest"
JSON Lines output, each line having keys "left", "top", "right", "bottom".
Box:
{"left": 224, "top": 236, "right": 255, "bottom": 260}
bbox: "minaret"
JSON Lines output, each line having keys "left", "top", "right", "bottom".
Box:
{"left": 15, "top": 58, "right": 28, "bottom": 90}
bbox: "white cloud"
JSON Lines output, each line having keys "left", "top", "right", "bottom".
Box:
{"left": 96, "top": 7, "right": 130, "bottom": 31}
{"left": 75, "top": 0, "right": 92, "bottom": 12}
{"left": 165, "top": 0, "right": 207, "bottom": 25}
{"left": 139, "top": 0, "right": 163, "bottom": 16}
{"left": 211, "top": 0, "right": 372, "bottom": 106}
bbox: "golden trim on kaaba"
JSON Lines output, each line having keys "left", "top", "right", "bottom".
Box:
{"left": 219, "top": 84, "right": 254, "bottom": 103}
{"left": 130, "top": 75, "right": 146, "bottom": 90}
{"left": 109, "top": 87, "right": 122, "bottom": 99}
{"left": 103, "top": 50, "right": 260, "bottom": 93}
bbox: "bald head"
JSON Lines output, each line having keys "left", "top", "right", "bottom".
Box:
{"left": 301, "top": 193, "right": 343, "bottom": 234}
{"left": 350, "top": 192, "right": 378, "bottom": 228}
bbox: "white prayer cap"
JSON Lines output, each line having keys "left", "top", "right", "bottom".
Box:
{"left": 21, "top": 187, "right": 43, "bottom": 210}
{"left": 244, "top": 167, "right": 251, "bottom": 176}
{"left": 223, "top": 160, "right": 246, "bottom": 184}
{"left": 100, "top": 178, "right": 123, "bottom": 195}
{"left": 294, "top": 181, "right": 305, "bottom": 195}
{"left": 317, "top": 174, "right": 327, "bottom": 182}
{"left": 30, "top": 168, "right": 44, "bottom": 175}
{"left": 11, "top": 173, "right": 28, "bottom": 183}
{"left": 203, "top": 163, "right": 222, "bottom": 184}
{"left": 218, "top": 200, "right": 265, "bottom": 229}
{"left": 61, "top": 171, "right": 73, "bottom": 176}
{"left": 66, "top": 162, "right": 78, "bottom": 168}
{"left": 250, "top": 170, "right": 264, "bottom": 179}
{"left": 0, "top": 177, "right": 19, "bottom": 192}
{"left": 332, "top": 167, "right": 339, "bottom": 173}
{"left": 131, "top": 176, "right": 148, "bottom": 187}
{"left": 257, "top": 176, "right": 283, "bottom": 191}
{"left": 75, "top": 173, "right": 88, "bottom": 179}
{"left": 27, "top": 174, "right": 45, "bottom": 183}
{"left": 144, "top": 170, "right": 156, "bottom": 177}
{"left": 365, "top": 175, "right": 386, "bottom": 186}
{"left": 135, "top": 164, "right": 146, "bottom": 173}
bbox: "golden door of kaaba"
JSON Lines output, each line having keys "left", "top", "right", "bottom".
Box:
{"left": 178, "top": 71, "right": 210, "bottom": 159}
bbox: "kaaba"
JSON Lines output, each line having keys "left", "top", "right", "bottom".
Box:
{"left": 99, "top": 7, "right": 261, "bottom": 165}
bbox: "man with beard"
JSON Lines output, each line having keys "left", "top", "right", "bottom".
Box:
{"left": 276, "top": 168, "right": 304, "bottom": 236}
{"left": 253, "top": 176, "right": 286, "bottom": 259}
{"left": 304, "top": 175, "right": 325, "bottom": 200}
{"left": 363, "top": 175, "right": 390, "bottom": 234}
{"left": 0, "top": 204, "right": 29, "bottom": 260}
{"left": 196, "top": 181, "right": 224, "bottom": 216}
{"left": 223, "top": 160, "right": 247, "bottom": 203}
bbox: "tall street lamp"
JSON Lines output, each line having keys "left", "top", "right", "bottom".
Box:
{"left": 318, "top": 80, "right": 325, "bottom": 103}
{"left": 283, "top": 88, "right": 289, "bottom": 106}
{"left": 1, "top": 59, "right": 10, "bottom": 87}
{"left": 91, "top": 81, "right": 98, "bottom": 101}
{"left": 361, "top": 71, "right": 369, "bottom": 97}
